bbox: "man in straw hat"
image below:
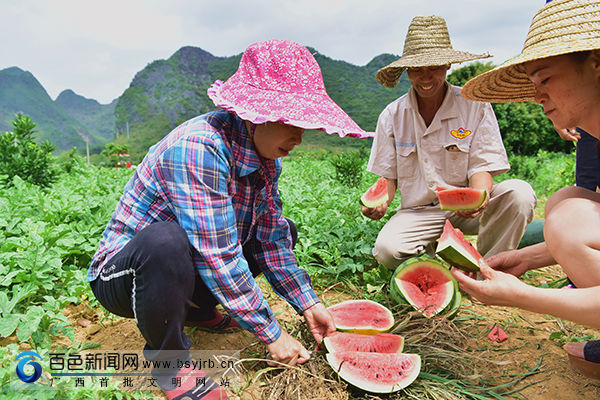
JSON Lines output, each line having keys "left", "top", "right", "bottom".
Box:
{"left": 459, "top": 0, "right": 600, "bottom": 379}
{"left": 362, "top": 15, "right": 536, "bottom": 271}
{"left": 87, "top": 40, "right": 369, "bottom": 399}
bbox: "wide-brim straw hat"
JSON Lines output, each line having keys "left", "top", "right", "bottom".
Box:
{"left": 376, "top": 16, "right": 490, "bottom": 88}
{"left": 208, "top": 40, "right": 370, "bottom": 138}
{"left": 462, "top": 0, "right": 600, "bottom": 103}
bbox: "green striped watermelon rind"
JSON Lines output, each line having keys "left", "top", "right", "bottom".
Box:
{"left": 436, "top": 220, "right": 481, "bottom": 272}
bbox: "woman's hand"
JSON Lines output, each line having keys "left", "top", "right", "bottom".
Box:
{"left": 451, "top": 259, "right": 529, "bottom": 307}
{"left": 485, "top": 249, "right": 533, "bottom": 277}
{"left": 303, "top": 302, "right": 337, "bottom": 344}
{"left": 265, "top": 330, "right": 311, "bottom": 366}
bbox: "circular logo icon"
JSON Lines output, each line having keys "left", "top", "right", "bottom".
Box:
{"left": 16, "top": 351, "right": 42, "bottom": 383}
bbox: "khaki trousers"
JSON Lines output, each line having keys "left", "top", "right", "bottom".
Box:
{"left": 372, "top": 179, "right": 537, "bottom": 270}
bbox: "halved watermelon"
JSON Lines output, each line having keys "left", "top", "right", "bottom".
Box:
{"left": 436, "top": 220, "right": 482, "bottom": 272}
{"left": 326, "top": 351, "right": 421, "bottom": 393}
{"left": 327, "top": 299, "right": 394, "bottom": 334}
{"left": 360, "top": 176, "right": 388, "bottom": 208}
{"left": 436, "top": 187, "right": 486, "bottom": 211}
{"left": 389, "top": 256, "right": 456, "bottom": 317}
{"left": 444, "top": 279, "right": 462, "bottom": 319}
{"left": 323, "top": 331, "right": 404, "bottom": 354}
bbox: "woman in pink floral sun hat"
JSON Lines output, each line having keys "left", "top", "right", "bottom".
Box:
{"left": 87, "top": 40, "right": 368, "bottom": 400}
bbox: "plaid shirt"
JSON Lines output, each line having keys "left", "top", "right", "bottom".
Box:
{"left": 88, "top": 111, "right": 320, "bottom": 343}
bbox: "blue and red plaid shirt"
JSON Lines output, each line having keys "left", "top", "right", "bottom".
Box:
{"left": 88, "top": 110, "right": 320, "bottom": 343}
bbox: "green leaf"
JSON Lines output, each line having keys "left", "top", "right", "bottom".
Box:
{"left": 0, "top": 314, "right": 20, "bottom": 337}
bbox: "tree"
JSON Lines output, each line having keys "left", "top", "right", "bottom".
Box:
{"left": 0, "top": 114, "right": 57, "bottom": 187}
{"left": 100, "top": 142, "right": 130, "bottom": 167}
{"left": 448, "top": 62, "right": 571, "bottom": 155}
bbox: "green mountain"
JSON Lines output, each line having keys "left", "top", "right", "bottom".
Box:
{"left": 115, "top": 46, "right": 410, "bottom": 158}
{"left": 1, "top": 48, "right": 411, "bottom": 157}
{"left": 55, "top": 89, "right": 116, "bottom": 144}
{"left": 0, "top": 67, "right": 114, "bottom": 152}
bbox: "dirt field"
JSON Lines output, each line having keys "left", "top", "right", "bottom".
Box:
{"left": 49, "top": 266, "right": 600, "bottom": 400}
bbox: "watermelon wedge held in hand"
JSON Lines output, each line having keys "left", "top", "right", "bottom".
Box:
{"left": 361, "top": 176, "right": 388, "bottom": 208}
{"left": 436, "top": 186, "right": 486, "bottom": 211}
{"left": 436, "top": 220, "right": 482, "bottom": 272}
{"left": 327, "top": 299, "right": 394, "bottom": 334}
{"left": 326, "top": 351, "right": 421, "bottom": 393}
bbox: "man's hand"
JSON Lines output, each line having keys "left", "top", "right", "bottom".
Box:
{"left": 302, "top": 302, "right": 337, "bottom": 344}
{"left": 454, "top": 190, "right": 489, "bottom": 219}
{"left": 265, "top": 330, "right": 311, "bottom": 366}
{"left": 361, "top": 203, "right": 388, "bottom": 220}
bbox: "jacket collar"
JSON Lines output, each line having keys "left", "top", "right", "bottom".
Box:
{"left": 407, "top": 84, "right": 459, "bottom": 135}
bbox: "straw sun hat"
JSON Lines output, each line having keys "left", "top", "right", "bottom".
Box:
{"left": 376, "top": 15, "right": 490, "bottom": 88}
{"left": 462, "top": 0, "right": 600, "bottom": 103}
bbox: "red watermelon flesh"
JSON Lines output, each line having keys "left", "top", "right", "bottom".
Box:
{"left": 360, "top": 176, "right": 389, "bottom": 208}
{"left": 323, "top": 331, "right": 404, "bottom": 354}
{"left": 436, "top": 220, "right": 482, "bottom": 272}
{"left": 436, "top": 187, "right": 486, "bottom": 211}
{"left": 327, "top": 299, "right": 394, "bottom": 334}
{"left": 393, "top": 261, "right": 454, "bottom": 317}
{"left": 326, "top": 351, "right": 421, "bottom": 393}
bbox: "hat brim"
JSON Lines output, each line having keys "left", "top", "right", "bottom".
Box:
{"left": 462, "top": 39, "right": 600, "bottom": 103}
{"left": 208, "top": 78, "right": 372, "bottom": 138}
{"left": 376, "top": 49, "right": 490, "bottom": 88}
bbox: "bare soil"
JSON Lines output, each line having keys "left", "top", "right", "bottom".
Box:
{"left": 53, "top": 268, "right": 600, "bottom": 399}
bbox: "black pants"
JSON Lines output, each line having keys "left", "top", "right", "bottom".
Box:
{"left": 575, "top": 128, "right": 600, "bottom": 191}
{"left": 90, "top": 219, "right": 297, "bottom": 357}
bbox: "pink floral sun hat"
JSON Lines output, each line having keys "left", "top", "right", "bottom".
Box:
{"left": 207, "top": 40, "right": 370, "bottom": 138}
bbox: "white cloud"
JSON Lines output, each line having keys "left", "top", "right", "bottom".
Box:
{"left": 0, "top": 0, "right": 542, "bottom": 103}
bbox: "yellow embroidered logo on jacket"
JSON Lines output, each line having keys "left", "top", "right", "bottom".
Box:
{"left": 450, "top": 127, "right": 472, "bottom": 139}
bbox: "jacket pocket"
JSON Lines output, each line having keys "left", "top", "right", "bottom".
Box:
{"left": 396, "top": 143, "right": 417, "bottom": 179}
{"left": 443, "top": 143, "right": 469, "bottom": 184}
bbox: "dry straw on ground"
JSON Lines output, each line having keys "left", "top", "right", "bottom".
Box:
{"left": 235, "top": 302, "right": 542, "bottom": 400}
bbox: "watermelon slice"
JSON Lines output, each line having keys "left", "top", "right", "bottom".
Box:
{"left": 323, "top": 331, "right": 404, "bottom": 354}
{"left": 436, "top": 220, "right": 482, "bottom": 272}
{"left": 326, "top": 351, "right": 421, "bottom": 393}
{"left": 436, "top": 187, "right": 486, "bottom": 211}
{"left": 327, "top": 299, "right": 394, "bottom": 334}
{"left": 389, "top": 256, "right": 456, "bottom": 317}
{"left": 360, "top": 176, "right": 388, "bottom": 208}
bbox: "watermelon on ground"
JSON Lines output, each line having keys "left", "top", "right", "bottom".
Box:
{"left": 444, "top": 279, "right": 462, "bottom": 319}
{"left": 360, "top": 176, "right": 389, "bottom": 208}
{"left": 436, "top": 187, "right": 486, "bottom": 211}
{"left": 436, "top": 220, "right": 482, "bottom": 272}
{"left": 389, "top": 256, "right": 457, "bottom": 318}
{"left": 327, "top": 299, "right": 394, "bottom": 334}
{"left": 323, "top": 331, "right": 404, "bottom": 354}
{"left": 326, "top": 351, "right": 421, "bottom": 393}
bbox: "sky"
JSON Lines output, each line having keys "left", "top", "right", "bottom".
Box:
{"left": 1, "top": 0, "right": 543, "bottom": 104}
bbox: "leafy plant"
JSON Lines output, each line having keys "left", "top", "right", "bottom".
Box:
{"left": 448, "top": 62, "right": 572, "bottom": 156}
{"left": 327, "top": 148, "right": 368, "bottom": 188}
{"left": 0, "top": 114, "right": 57, "bottom": 187}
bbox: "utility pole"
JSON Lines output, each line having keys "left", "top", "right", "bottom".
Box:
{"left": 126, "top": 121, "right": 129, "bottom": 139}
{"left": 86, "top": 138, "right": 90, "bottom": 165}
